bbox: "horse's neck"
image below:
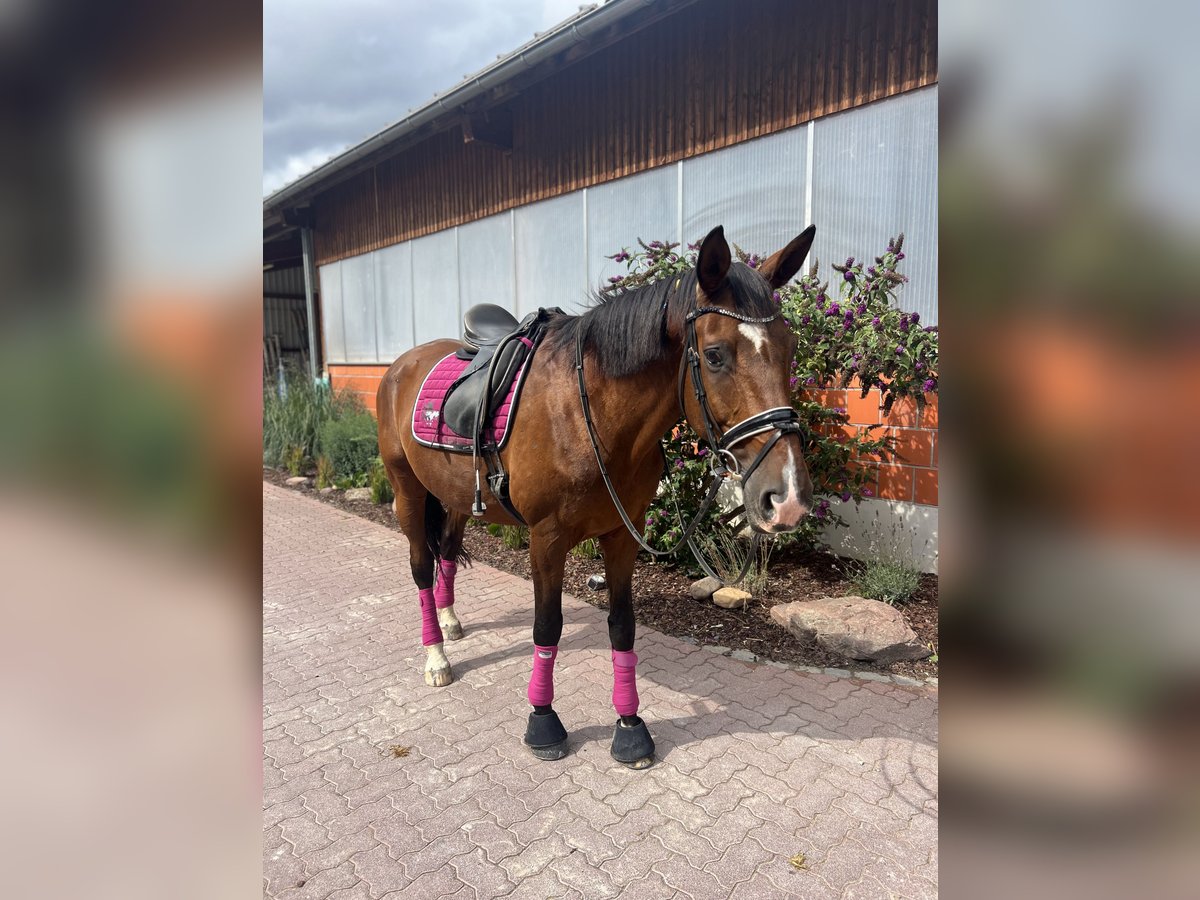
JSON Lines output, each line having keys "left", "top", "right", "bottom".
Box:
{"left": 585, "top": 355, "right": 683, "bottom": 465}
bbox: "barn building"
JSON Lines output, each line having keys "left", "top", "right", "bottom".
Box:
{"left": 262, "top": 0, "right": 939, "bottom": 570}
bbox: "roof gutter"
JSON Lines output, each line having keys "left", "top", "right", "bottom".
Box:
{"left": 264, "top": 0, "right": 672, "bottom": 211}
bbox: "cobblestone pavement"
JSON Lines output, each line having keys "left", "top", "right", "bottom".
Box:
{"left": 264, "top": 483, "right": 938, "bottom": 899}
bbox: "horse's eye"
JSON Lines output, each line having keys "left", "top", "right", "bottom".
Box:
{"left": 703, "top": 347, "right": 724, "bottom": 369}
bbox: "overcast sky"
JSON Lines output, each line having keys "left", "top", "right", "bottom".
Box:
{"left": 263, "top": 0, "right": 586, "bottom": 195}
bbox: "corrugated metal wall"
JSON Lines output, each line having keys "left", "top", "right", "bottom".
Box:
{"left": 312, "top": 0, "right": 937, "bottom": 267}
{"left": 318, "top": 84, "right": 937, "bottom": 364}
{"left": 263, "top": 266, "right": 308, "bottom": 351}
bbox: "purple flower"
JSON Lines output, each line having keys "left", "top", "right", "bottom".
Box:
{"left": 862, "top": 487, "right": 873, "bottom": 497}
{"left": 845, "top": 257, "right": 855, "bottom": 267}
{"left": 834, "top": 407, "right": 846, "bottom": 415}
{"left": 800, "top": 314, "right": 811, "bottom": 325}
{"left": 789, "top": 375, "right": 799, "bottom": 388}
{"left": 772, "top": 291, "right": 781, "bottom": 304}
{"left": 922, "top": 378, "right": 937, "bottom": 392}
{"left": 674, "top": 458, "right": 684, "bottom": 469}
{"left": 697, "top": 447, "right": 708, "bottom": 458}
{"left": 827, "top": 303, "right": 840, "bottom": 316}
{"left": 816, "top": 293, "right": 826, "bottom": 309}
{"left": 867, "top": 267, "right": 876, "bottom": 276}
{"left": 896, "top": 252, "right": 905, "bottom": 260}
{"left": 924, "top": 325, "right": 937, "bottom": 333}
{"left": 805, "top": 376, "right": 816, "bottom": 386}
{"left": 840, "top": 491, "right": 851, "bottom": 502}
{"left": 914, "top": 361, "right": 924, "bottom": 372}
{"left": 843, "top": 313, "right": 854, "bottom": 326}
{"left": 649, "top": 240, "right": 663, "bottom": 249}
{"left": 871, "top": 316, "right": 881, "bottom": 328}
{"left": 895, "top": 346, "right": 904, "bottom": 356}
{"left": 843, "top": 271, "right": 855, "bottom": 282}
{"left": 856, "top": 302, "right": 867, "bottom": 315}
{"left": 899, "top": 319, "right": 910, "bottom": 332}
{"left": 910, "top": 312, "right": 920, "bottom": 324}
{"left": 611, "top": 249, "right": 630, "bottom": 262}
{"left": 814, "top": 508, "right": 827, "bottom": 520}
{"left": 609, "top": 276, "right": 622, "bottom": 284}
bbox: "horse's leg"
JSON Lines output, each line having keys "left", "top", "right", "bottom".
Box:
{"left": 599, "top": 526, "right": 656, "bottom": 769}
{"left": 386, "top": 463, "right": 453, "bottom": 687}
{"left": 433, "top": 510, "right": 467, "bottom": 641}
{"left": 523, "top": 527, "right": 571, "bottom": 761}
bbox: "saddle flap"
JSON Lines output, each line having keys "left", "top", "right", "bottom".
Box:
{"left": 442, "top": 338, "right": 530, "bottom": 439}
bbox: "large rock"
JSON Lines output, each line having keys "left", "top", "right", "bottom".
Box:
{"left": 713, "top": 587, "right": 751, "bottom": 610}
{"left": 344, "top": 487, "right": 372, "bottom": 502}
{"left": 770, "top": 596, "right": 930, "bottom": 663}
{"left": 689, "top": 577, "right": 722, "bottom": 602}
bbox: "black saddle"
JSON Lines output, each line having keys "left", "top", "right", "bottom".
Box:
{"left": 462, "top": 303, "right": 520, "bottom": 352}
{"left": 442, "top": 305, "right": 553, "bottom": 441}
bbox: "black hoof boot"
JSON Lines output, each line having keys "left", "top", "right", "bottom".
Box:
{"left": 524, "top": 707, "right": 569, "bottom": 761}
{"left": 610, "top": 716, "right": 655, "bottom": 769}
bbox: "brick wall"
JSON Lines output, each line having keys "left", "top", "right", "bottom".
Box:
{"left": 803, "top": 387, "right": 939, "bottom": 507}
{"left": 328, "top": 364, "right": 388, "bottom": 415}
{"left": 330, "top": 366, "right": 940, "bottom": 508}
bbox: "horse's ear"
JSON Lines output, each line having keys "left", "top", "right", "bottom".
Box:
{"left": 759, "top": 225, "right": 817, "bottom": 289}
{"left": 696, "top": 225, "right": 731, "bottom": 295}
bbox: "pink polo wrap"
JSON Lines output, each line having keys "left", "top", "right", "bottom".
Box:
{"left": 527, "top": 645, "right": 558, "bottom": 707}
{"left": 419, "top": 588, "right": 441, "bottom": 646}
{"left": 433, "top": 560, "right": 457, "bottom": 609}
{"left": 611, "top": 649, "right": 639, "bottom": 717}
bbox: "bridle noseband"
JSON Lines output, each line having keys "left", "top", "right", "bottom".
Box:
{"left": 574, "top": 290, "right": 806, "bottom": 583}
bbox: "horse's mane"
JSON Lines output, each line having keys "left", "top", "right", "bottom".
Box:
{"left": 545, "top": 261, "right": 776, "bottom": 378}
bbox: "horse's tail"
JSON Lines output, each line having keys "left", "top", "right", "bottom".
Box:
{"left": 423, "top": 492, "right": 473, "bottom": 568}
{"left": 424, "top": 492, "right": 446, "bottom": 564}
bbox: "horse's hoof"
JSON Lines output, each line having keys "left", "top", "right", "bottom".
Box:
{"left": 611, "top": 716, "right": 655, "bottom": 769}
{"left": 524, "top": 708, "right": 569, "bottom": 761}
{"left": 424, "top": 666, "right": 453, "bottom": 687}
{"left": 527, "top": 741, "right": 569, "bottom": 761}
{"left": 441, "top": 622, "right": 464, "bottom": 641}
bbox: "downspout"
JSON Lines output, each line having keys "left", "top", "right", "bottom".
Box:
{"left": 300, "top": 226, "right": 319, "bottom": 382}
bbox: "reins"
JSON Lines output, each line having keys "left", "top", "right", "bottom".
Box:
{"left": 574, "top": 286, "right": 805, "bottom": 585}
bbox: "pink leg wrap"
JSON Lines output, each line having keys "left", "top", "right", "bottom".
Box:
{"left": 419, "top": 588, "right": 441, "bottom": 646}
{"left": 611, "top": 650, "right": 640, "bottom": 718}
{"left": 527, "top": 645, "right": 558, "bottom": 707}
{"left": 434, "top": 560, "right": 457, "bottom": 609}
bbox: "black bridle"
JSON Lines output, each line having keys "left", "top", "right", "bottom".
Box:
{"left": 574, "top": 293, "right": 805, "bottom": 583}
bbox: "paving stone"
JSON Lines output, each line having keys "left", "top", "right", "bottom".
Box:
{"left": 262, "top": 483, "right": 938, "bottom": 899}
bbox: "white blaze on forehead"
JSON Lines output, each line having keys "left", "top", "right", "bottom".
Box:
{"left": 738, "top": 322, "right": 768, "bottom": 354}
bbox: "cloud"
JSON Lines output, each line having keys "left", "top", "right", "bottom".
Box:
{"left": 264, "top": 0, "right": 590, "bottom": 196}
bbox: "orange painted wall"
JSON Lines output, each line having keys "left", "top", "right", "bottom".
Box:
{"left": 329, "top": 366, "right": 940, "bottom": 508}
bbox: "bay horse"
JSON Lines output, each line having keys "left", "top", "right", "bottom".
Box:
{"left": 376, "top": 225, "right": 816, "bottom": 767}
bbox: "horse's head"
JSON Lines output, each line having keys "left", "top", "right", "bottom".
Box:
{"left": 682, "top": 224, "right": 817, "bottom": 534}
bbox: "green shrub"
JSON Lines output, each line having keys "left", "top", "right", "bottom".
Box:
{"left": 315, "top": 455, "right": 335, "bottom": 489}
{"left": 571, "top": 538, "right": 601, "bottom": 560}
{"left": 850, "top": 557, "right": 921, "bottom": 605}
{"left": 319, "top": 408, "right": 379, "bottom": 480}
{"left": 369, "top": 457, "right": 394, "bottom": 505}
{"left": 696, "top": 530, "right": 774, "bottom": 596}
{"left": 486, "top": 523, "right": 527, "bottom": 549}
{"left": 284, "top": 445, "right": 305, "bottom": 477}
{"left": 263, "top": 368, "right": 360, "bottom": 467}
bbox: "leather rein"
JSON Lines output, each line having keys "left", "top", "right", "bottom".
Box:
{"left": 574, "top": 293, "right": 805, "bottom": 584}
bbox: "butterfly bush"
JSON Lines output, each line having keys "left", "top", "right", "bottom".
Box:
{"left": 602, "top": 236, "right": 937, "bottom": 557}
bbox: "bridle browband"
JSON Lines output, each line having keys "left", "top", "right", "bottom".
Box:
{"left": 574, "top": 285, "right": 806, "bottom": 583}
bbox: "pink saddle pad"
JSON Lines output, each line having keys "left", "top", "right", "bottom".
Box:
{"left": 411, "top": 351, "right": 529, "bottom": 452}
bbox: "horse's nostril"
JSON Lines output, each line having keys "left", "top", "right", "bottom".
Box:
{"left": 763, "top": 492, "right": 778, "bottom": 516}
